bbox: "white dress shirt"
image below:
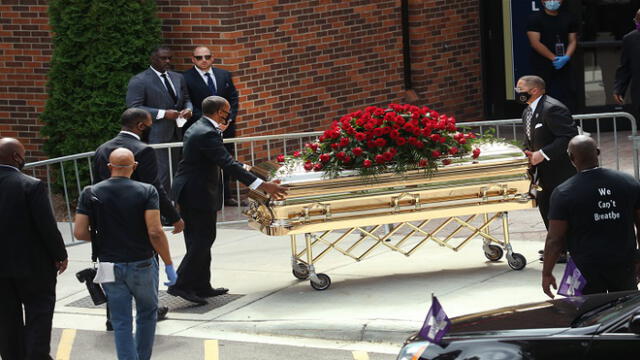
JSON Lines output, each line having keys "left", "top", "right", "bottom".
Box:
{"left": 150, "top": 66, "right": 178, "bottom": 120}
{"left": 528, "top": 96, "right": 549, "bottom": 161}
{"left": 195, "top": 66, "right": 217, "bottom": 91}
{"left": 119, "top": 130, "right": 140, "bottom": 140}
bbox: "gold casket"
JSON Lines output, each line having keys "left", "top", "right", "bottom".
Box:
{"left": 247, "top": 142, "right": 533, "bottom": 236}
{"left": 245, "top": 142, "right": 536, "bottom": 290}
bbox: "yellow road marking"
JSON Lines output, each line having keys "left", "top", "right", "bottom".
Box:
{"left": 55, "top": 329, "right": 76, "bottom": 360}
{"left": 352, "top": 350, "right": 370, "bottom": 360}
{"left": 204, "top": 339, "right": 219, "bottom": 360}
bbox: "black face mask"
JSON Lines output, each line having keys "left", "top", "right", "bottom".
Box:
{"left": 14, "top": 153, "right": 25, "bottom": 170}
{"left": 516, "top": 90, "right": 532, "bottom": 104}
{"left": 140, "top": 125, "right": 152, "bottom": 143}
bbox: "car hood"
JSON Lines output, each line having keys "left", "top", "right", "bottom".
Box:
{"left": 446, "top": 291, "right": 635, "bottom": 335}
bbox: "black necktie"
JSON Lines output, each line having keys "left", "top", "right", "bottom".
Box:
{"left": 524, "top": 107, "right": 533, "bottom": 140}
{"left": 161, "top": 73, "right": 177, "bottom": 104}
{"left": 204, "top": 72, "right": 217, "bottom": 95}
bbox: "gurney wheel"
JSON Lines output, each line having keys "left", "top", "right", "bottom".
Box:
{"left": 292, "top": 263, "right": 310, "bottom": 280}
{"left": 484, "top": 245, "right": 504, "bottom": 262}
{"left": 310, "top": 273, "right": 331, "bottom": 291}
{"left": 508, "top": 253, "right": 527, "bottom": 270}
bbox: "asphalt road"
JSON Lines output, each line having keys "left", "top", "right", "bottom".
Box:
{"left": 50, "top": 328, "right": 399, "bottom": 360}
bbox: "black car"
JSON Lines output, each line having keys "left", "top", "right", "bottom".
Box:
{"left": 397, "top": 291, "right": 640, "bottom": 360}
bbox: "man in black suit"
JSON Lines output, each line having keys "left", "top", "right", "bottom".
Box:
{"left": 614, "top": 8, "right": 640, "bottom": 121}
{"left": 516, "top": 75, "right": 578, "bottom": 229}
{"left": 183, "top": 46, "right": 241, "bottom": 206}
{"left": 93, "top": 108, "right": 184, "bottom": 233}
{"left": 126, "top": 46, "right": 193, "bottom": 197}
{"left": 0, "top": 137, "right": 68, "bottom": 360}
{"left": 168, "top": 96, "right": 287, "bottom": 304}
{"left": 93, "top": 108, "right": 182, "bottom": 328}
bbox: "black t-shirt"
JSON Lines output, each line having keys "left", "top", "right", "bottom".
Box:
{"left": 527, "top": 11, "right": 578, "bottom": 66}
{"left": 549, "top": 168, "right": 640, "bottom": 266}
{"left": 77, "top": 177, "right": 159, "bottom": 263}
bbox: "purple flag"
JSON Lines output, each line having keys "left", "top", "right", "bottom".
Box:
{"left": 419, "top": 295, "right": 451, "bottom": 344}
{"left": 557, "top": 258, "right": 587, "bottom": 297}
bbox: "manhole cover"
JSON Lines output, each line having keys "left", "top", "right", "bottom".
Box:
{"left": 66, "top": 291, "right": 244, "bottom": 314}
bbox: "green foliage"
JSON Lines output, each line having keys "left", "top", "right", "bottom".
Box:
{"left": 41, "top": 0, "right": 161, "bottom": 157}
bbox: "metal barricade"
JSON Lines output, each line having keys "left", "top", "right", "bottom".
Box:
{"left": 21, "top": 112, "right": 638, "bottom": 245}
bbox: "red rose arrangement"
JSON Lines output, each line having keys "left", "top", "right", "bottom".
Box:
{"left": 279, "top": 104, "right": 480, "bottom": 178}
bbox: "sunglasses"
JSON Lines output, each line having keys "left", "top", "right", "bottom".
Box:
{"left": 194, "top": 55, "right": 212, "bottom": 61}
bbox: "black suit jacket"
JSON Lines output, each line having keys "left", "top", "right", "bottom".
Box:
{"left": 182, "top": 66, "right": 239, "bottom": 138}
{"left": 523, "top": 95, "right": 578, "bottom": 189}
{"left": 0, "top": 166, "right": 67, "bottom": 277}
{"left": 614, "top": 29, "right": 640, "bottom": 109}
{"left": 172, "top": 117, "right": 257, "bottom": 211}
{"left": 92, "top": 132, "right": 180, "bottom": 223}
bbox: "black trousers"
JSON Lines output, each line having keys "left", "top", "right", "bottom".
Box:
{"left": 174, "top": 206, "right": 217, "bottom": 292}
{"left": 579, "top": 261, "right": 637, "bottom": 295}
{"left": 0, "top": 273, "right": 57, "bottom": 360}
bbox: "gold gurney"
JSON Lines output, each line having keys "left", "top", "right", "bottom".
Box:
{"left": 245, "top": 143, "right": 535, "bottom": 290}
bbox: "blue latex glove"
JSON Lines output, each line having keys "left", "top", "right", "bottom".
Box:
{"left": 553, "top": 55, "right": 570, "bottom": 70}
{"left": 164, "top": 264, "right": 178, "bottom": 286}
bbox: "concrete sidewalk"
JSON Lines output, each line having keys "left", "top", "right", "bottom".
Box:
{"left": 53, "top": 207, "right": 553, "bottom": 347}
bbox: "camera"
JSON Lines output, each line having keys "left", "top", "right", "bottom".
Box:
{"left": 75, "top": 268, "right": 107, "bottom": 305}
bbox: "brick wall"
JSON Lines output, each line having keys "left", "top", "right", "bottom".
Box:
{"left": 0, "top": 0, "right": 483, "bottom": 161}
{"left": 409, "top": 0, "right": 483, "bottom": 122}
{"left": 0, "top": 0, "right": 52, "bottom": 161}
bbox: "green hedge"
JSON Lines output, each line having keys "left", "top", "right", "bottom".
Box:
{"left": 41, "top": 0, "right": 161, "bottom": 157}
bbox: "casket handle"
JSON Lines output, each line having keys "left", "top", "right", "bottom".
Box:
{"left": 302, "top": 202, "right": 331, "bottom": 222}
{"left": 392, "top": 192, "right": 421, "bottom": 212}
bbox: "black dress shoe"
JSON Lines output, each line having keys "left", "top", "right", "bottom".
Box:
{"left": 157, "top": 306, "right": 169, "bottom": 321}
{"left": 196, "top": 287, "right": 229, "bottom": 297}
{"left": 167, "top": 287, "right": 207, "bottom": 305}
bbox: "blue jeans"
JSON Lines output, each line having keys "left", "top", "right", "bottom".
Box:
{"left": 102, "top": 257, "right": 158, "bottom": 360}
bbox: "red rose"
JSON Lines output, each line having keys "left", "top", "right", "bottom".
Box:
{"left": 303, "top": 162, "right": 314, "bottom": 171}
{"left": 418, "top": 159, "right": 428, "bottom": 167}
{"left": 374, "top": 138, "right": 387, "bottom": 147}
{"left": 408, "top": 137, "right": 419, "bottom": 146}
{"left": 363, "top": 159, "right": 372, "bottom": 168}
{"left": 342, "top": 156, "right": 351, "bottom": 163}
{"left": 395, "top": 137, "right": 407, "bottom": 146}
{"left": 276, "top": 154, "right": 285, "bottom": 162}
{"left": 293, "top": 151, "right": 301, "bottom": 158}
{"left": 355, "top": 132, "right": 367, "bottom": 141}
{"left": 366, "top": 140, "right": 376, "bottom": 149}
{"left": 331, "top": 143, "right": 340, "bottom": 150}
{"left": 472, "top": 148, "right": 481, "bottom": 159}
{"left": 415, "top": 142, "right": 424, "bottom": 149}
{"left": 310, "top": 143, "right": 318, "bottom": 152}
{"left": 352, "top": 147, "right": 363, "bottom": 156}
{"left": 458, "top": 138, "right": 467, "bottom": 144}
{"left": 375, "top": 154, "right": 385, "bottom": 164}
{"left": 336, "top": 151, "right": 346, "bottom": 160}
{"left": 430, "top": 134, "right": 440, "bottom": 142}
{"left": 340, "top": 137, "right": 350, "bottom": 147}
{"left": 449, "top": 146, "right": 459, "bottom": 155}
{"left": 431, "top": 150, "right": 441, "bottom": 158}
{"left": 439, "top": 137, "right": 446, "bottom": 144}
{"left": 319, "top": 153, "right": 331, "bottom": 163}
{"left": 442, "top": 159, "right": 452, "bottom": 165}
{"left": 373, "top": 127, "right": 384, "bottom": 137}
{"left": 319, "top": 135, "right": 326, "bottom": 142}
{"left": 388, "top": 147, "right": 398, "bottom": 155}
{"left": 313, "top": 163, "right": 323, "bottom": 171}
{"left": 364, "top": 122, "right": 375, "bottom": 131}
{"left": 382, "top": 152, "right": 393, "bottom": 161}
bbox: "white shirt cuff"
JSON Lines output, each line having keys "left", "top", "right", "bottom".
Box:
{"left": 249, "top": 178, "right": 263, "bottom": 190}
{"left": 539, "top": 149, "right": 550, "bottom": 161}
{"left": 157, "top": 109, "right": 165, "bottom": 119}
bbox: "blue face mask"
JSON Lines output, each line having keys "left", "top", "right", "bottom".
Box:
{"left": 544, "top": 0, "right": 561, "bottom": 11}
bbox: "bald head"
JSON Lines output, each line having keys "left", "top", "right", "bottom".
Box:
{"left": 0, "top": 137, "right": 26, "bottom": 169}
{"left": 107, "top": 147, "right": 137, "bottom": 178}
{"left": 567, "top": 135, "right": 599, "bottom": 171}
